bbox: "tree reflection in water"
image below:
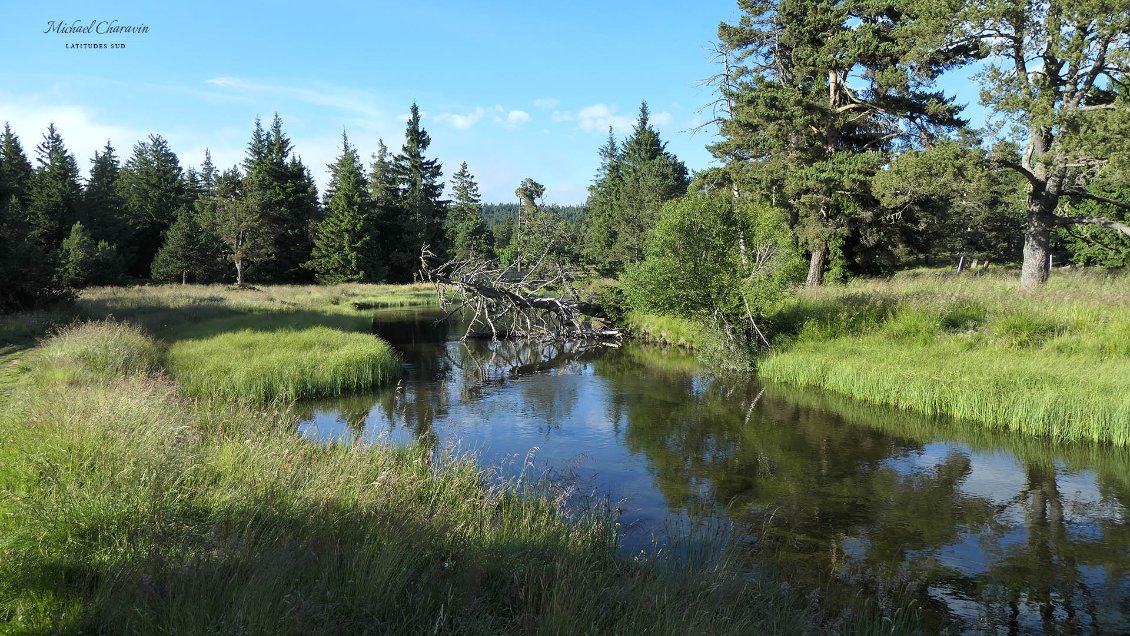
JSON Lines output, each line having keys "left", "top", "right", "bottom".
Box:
{"left": 294, "top": 309, "right": 1130, "bottom": 633}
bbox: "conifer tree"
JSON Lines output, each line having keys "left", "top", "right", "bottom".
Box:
{"left": 306, "top": 133, "right": 381, "bottom": 283}
{"left": 582, "top": 103, "right": 688, "bottom": 273}
{"left": 117, "top": 134, "right": 187, "bottom": 276}
{"left": 243, "top": 115, "right": 319, "bottom": 282}
{"left": 448, "top": 162, "right": 494, "bottom": 261}
{"left": 389, "top": 103, "right": 446, "bottom": 281}
{"left": 0, "top": 123, "right": 33, "bottom": 205}
{"left": 56, "top": 221, "right": 125, "bottom": 288}
{"left": 27, "top": 123, "right": 82, "bottom": 251}
{"left": 0, "top": 124, "right": 64, "bottom": 309}
{"left": 83, "top": 141, "right": 128, "bottom": 247}
{"left": 151, "top": 208, "right": 227, "bottom": 283}
{"left": 713, "top": 0, "right": 969, "bottom": 285}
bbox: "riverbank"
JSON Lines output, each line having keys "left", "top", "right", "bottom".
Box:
{"left": 0, "top": 284, "right": 831, "bottom": 633}
{"left": 760, "top": 269, "right": 1130, "bottom": 446}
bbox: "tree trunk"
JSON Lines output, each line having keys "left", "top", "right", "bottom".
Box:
{"left": 1020, "top": 196, "right": 1055, "bottom": 289}
{"left": 235, "top": 259, "right": 244, "bottom": 287}
{"left": 805, "top": 244, "right": 827, "bottom": 287}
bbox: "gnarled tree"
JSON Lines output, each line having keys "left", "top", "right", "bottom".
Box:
{"left": 967, "top": 0, "right": 1130, "bottom": 287}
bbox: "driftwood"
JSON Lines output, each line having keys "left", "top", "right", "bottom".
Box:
{"left": 418, "top": 246, "right": 622, "bottom": 342}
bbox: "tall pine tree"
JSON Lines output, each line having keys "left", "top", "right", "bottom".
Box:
{"left": 713, "top": 0, "right": 970, "bottom": 285}
{"left": 582, "top": 103, "right": 688, "bottom": 274}
{"left": 388, "top": 103, "right": 446, "bottom": 281}
{"left": 117, "top": 134, "right": 187, "bottom": 276}
{"left": 447, "top": 162, "right": 494, "bottom": 261}
{"left": 27, "top": 123, "right": 82, "bottom": 251}
{"left": 83, "top": 141, "right": 128, "bottom": 248}
{"left": 306, "top": 133, "right": 381, "bottom": 283}
{"left": 243, "top": 115, "right": 319, "bottom": 282}
{"left": 0, "top": 123, "right": 64, "bottom": 310}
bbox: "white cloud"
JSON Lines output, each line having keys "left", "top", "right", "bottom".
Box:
{"left": 533, "top": 97, "right": 559, "bottom": 108}
{"left": 0, "top": 96, "right": 142, "bottom": 176}
{"left": 551, "top": 110, "right": 573, "bottom": 122}
{"left": 651, "top": 112, "right": 674, "bottom": 126}
{"left": 433, "top": 106, "right": 487, "bottom": 130}
{"left": 576, "top": 103, "right": 634, "bottom": 133}
{"left": 505, "top": 110, "right": 531, "bottom": 126}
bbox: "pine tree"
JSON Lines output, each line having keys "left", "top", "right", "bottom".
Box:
{"left": 0, "top": 123, "right": 33, "bottom": 205}
{"left": 583, "top": 127, "right": 622, "bottom": 269}
{"left": 389, "top": 103, "right": 446, "bottom": 281}
{"left": 0, "top": 124, "right": 65, "bottom": 309}
{"left": 306, "top": 133, "right": 381, "bottom": 283}
{"left": 151, "top": 208, "right": 227, "bottom": 283}
{"left": 582, "top": 103, "right": 688, "bottom": 273}
{"left": 27, "top": 123, "right": 82, "bottom": 251}
{"left": 56, "top": 221, "right": 125, "bottom": 288}
{"left": 83, "top": 141, "right": 128, "bottom": 247}
{"left": 713, "top": 0, "right": 969, "bottom": 285}
{"left": 448, "top": 162, "right": 494, "bottom": 261}
{"left": 117, "top": 134, "right": 187, "bottom": 276}
{"left": 243, "top": 115, "right": 319, "bottom": 282}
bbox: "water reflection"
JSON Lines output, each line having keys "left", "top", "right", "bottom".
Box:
{"left": 296, "top": 308, "right": 1130, "bottom": 633}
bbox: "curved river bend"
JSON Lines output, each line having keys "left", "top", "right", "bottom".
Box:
{"left": 296, "top": 308, "right": 1130, "bottom": 634}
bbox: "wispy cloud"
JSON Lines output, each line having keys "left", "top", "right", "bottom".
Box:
{"left": 203, "top": 77, "right": 389, "bottom": 127}
{"left": 533, "top": 97, "right": 559, "bottom": 108}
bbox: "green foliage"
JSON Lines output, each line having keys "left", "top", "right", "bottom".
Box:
{"left": 117, "top": 134, "right": 187, "bottom": 276}
{"left": 713, "top": 0, "right": 970, "bottom": 284}
{"left": 622, "top": 192, "right": 803, "bottom": 325}
{"left": 306, "top": 133, "right": 382, "bottom": 284}
{"left": 26, "top": 123, "right": 82, "bottom": 251}
{"left": 150, "top": 208, "right": 228, "bottom": 283}
{"left": 447, "top": 162, "right": 494, "bottom": 261}
{"left": 199, "top": 167, "right": 270, "bottom": 285}
{"left": 242, "top": 115, "right": 320, "bottom": 283}
{"left": 56, "top": 222, "right": 126, "bottom": 288}
{"left": 81, "top": 141, "right": 129, "bottom": 248}
{"left": 584, "top": 103, "right": 689, "bottom": 273}
{"left": 387, "top": 103, "right": 446, "bottom": 281}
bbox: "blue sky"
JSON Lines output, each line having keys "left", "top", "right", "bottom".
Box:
{"left": 1, "top": 1, "right": 984, "bottom": 204}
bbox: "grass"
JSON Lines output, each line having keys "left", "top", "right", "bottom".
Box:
{"left": 625, "top": 311, "right": 707, "bottom": 349}
{"left": 0, "top": 320, "right": 823, "bottom": 634}
{"left": 168, "top": 322, "right": 400, "bottom": 402}
{"left": 759, "top": 268, "right": 1130, "bottom": 446}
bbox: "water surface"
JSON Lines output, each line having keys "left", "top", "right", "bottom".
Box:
{"left": 297, "top": 308, "right": 1130, "bottom": 634}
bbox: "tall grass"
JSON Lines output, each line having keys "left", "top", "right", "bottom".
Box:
{"left": 168, "top": 323, "right": 400, "bottom": 402}
{"left": 0, "top": 321, "right": 821, "bottom": 634}
{"left": 626, "top": 311, "right": 707, "bottom": 349}
{"left": 760, "top": 269, "right": 1130, "bottom": 445}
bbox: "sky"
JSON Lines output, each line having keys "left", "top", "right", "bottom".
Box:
{"left": 0, "top": 1, "right": 985, "bottom": 205}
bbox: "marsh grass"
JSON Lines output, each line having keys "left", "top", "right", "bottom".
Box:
{"left": 626, "top": 312, "right": 707, "bottom": 349}
{"left": 0, "top": 322, "right": 821, "bottom": 634}
{"left": 761, "top": 269, "right": 1130, "bottom": 445}
{"left": 169, "top": 324, "right": 400, "bottom": 402}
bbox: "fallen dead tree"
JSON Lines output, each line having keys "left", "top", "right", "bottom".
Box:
{"left": 418, "top": 246, "right": 622, "bottom": 342}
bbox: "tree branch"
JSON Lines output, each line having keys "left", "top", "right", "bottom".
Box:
{"left": 1063, "top": 189, "right": 1130, "bottom": 212}
{"left": 1054, "top": 214, "right": 1130, "bottom": 239}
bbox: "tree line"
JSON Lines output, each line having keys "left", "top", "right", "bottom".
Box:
{"left": 1, "top": 0, "right": 1127, "bottom": 315}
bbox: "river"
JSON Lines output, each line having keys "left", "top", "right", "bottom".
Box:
{"left": 295, "top": 307, "right": 1130, "bottom": 634}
